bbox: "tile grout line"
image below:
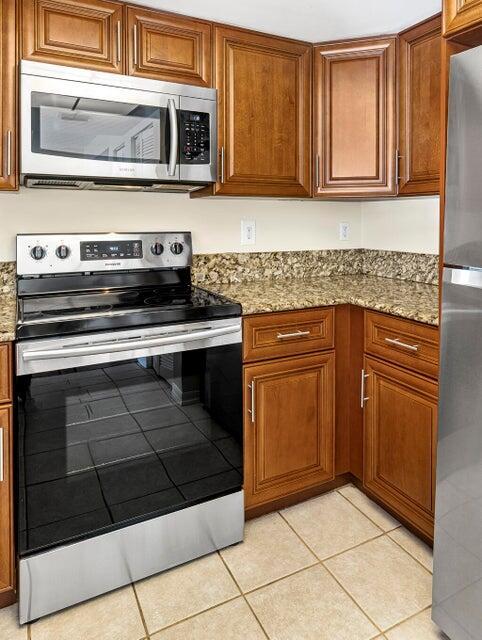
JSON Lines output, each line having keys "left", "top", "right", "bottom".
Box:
{"left": 277, "top": 508, "right": 384, "bottom": 636}
{"left": 386, "top": 531, "right": 434, "bottom": 576}
{"left": 381, "top": 603, "right": 433, "bottom": 636}
{"left": 335, "top": 486, "right": 402, "bottom": 535}
{"left": 217, "top": 551, "right": 271, "bottom": 640}
{"left": 131, "top": 582, "right": 151, "bottom": 640}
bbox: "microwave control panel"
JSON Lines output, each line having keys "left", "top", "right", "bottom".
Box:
{"left": 179, "top": 111, "right": 210, "bottom": 164}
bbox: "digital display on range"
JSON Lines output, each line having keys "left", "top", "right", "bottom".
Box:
{"left": 80, "top": 240, "right": 143, "bottom": 261}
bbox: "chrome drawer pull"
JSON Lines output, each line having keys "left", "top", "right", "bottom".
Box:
{"left": 277, "top": 330, "right": 311, "bottom": 340}
{"left": 248, "top": 381, "right": 256, "bottom": 424}
{"left": 385, "top": 337, "right": 419, "bottom": 352}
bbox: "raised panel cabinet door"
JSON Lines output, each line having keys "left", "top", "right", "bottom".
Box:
{"left": 215, "top": 26, "right": 312, "bottom": 197}
{"left": 314, "top": 37, "right": 397, "bottom": 197}
{"left": 399, "top": 16, "right": 442, "bottom": 196}
{"left": 22, "top": 0, "right": 124, "bottom": 72}
{"left": 444, "top": 0, "right": 482, "bottom": 39}
{"left": 126, "top": 6, "right": 211, "bottom": 86}
{"left": 244, "top": 352, "right": 335, "bottom": 509}
{"left": 0, "top": 0, "right": 17, "bottom": 191}
{"left": 363, "top": 357, "right": 438, "bottom": 539}
{"left": 0, "top": 406, "right": 14, "bottom": 607}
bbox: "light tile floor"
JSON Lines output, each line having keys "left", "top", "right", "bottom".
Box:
{"left": 1, "top": 484, "right": 447, "bottom": 639}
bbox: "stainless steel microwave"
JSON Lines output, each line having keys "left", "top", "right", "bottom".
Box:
{"left": 20, "top": 61, "right": 217, "bottom": 192}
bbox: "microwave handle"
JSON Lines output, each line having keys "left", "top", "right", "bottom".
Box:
{"left": 167, "top": 99, "right": 178, "bottom": 177}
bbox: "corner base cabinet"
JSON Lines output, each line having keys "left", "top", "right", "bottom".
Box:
{"left": 244, "top": 352, "right": 335, "bottom": 509}
{"left": 363, "top": 356, "right": 437, "bottom": 539}
{"left": 0, "top": 344, "right": 14, "bottom": 608}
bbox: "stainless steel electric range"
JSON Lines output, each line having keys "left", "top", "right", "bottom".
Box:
{"left": 15, "top": 232, "right": 244, "bottom": 623}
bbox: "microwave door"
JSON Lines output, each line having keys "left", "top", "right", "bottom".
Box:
{"left": 21, "top": 75, "right": 180, "bottom": 181}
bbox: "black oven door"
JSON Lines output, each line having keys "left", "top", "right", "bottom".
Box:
{"left": 16, "top": 320, "right": 242, "bottom": 557}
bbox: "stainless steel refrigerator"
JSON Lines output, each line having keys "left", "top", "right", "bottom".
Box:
{"left": 433, "top": 45, "right": 482, "bottom": 640}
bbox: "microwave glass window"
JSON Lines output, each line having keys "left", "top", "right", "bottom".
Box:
{"left": 31, "top": 92, "right": 170, "bottom": 164}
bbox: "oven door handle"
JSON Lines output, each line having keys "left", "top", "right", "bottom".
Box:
{"left": 22, "top": 324, "right": 240, "bottom": 362}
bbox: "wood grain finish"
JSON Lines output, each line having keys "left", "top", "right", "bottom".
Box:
{"left": 244, "top": 352, "right": 335, "bottom": 509}
{"left": 399, "top": 16, "right": 442, "bottom": 195}
{"left": 126, "top": 6, "right": 211, "bottom": 86}
{"left": 0, "top": 345, "right": 12, "bottom": 405}
{"left": 444, "top": 0, "right": 482, "bottom": 41}
{"left": 0, "top": 0, "right": 17, "bottom": 191}
{"left": 243, "top": 308, "right": 334, "bottom": 363}
{"left": 363, "top": 356, "right": 437, "bottom": 539}
{"left": 22, "top": 0, "right": 124, "bottom": 72}
{"left": 0, "top": 343, "right": 14, "bottom": 608}
{"left": 314, "top": 37, "right": 397, "bottom": 197}
{"left": 214, "top": 25, "right": 312, "bottom": 197}
{"left": 365, "top": 311, "right": 439, "bottom": 379}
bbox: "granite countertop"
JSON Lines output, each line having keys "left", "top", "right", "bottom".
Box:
{"left": 207, "top": 274, "right": 439, "bottom": 326}
{"left": 0, "top": 292, "right": 16, "bottom": 342}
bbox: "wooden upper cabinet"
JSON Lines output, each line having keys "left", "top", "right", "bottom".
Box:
{"left": 214, "top": 26, "right": 312, "bottom": 197}
{"left": 244, "top": 353, "right": 334, "bottom": 509}
{"left": 399, "top": 16, "right": 442, "bottom": 196}
{"left": 22, "top": 0, "right": 125, "bottom": 72}
{"left": 363, "top": 356, "right": 438, "bottom": 539}
{"left": 126, "top": 6, "right": 211, "bottom": 86}
{"left": 444, "top": 0, "right": 482, "bottom": 40}
{"left": 314, "top": 37, "right": 397, "bottom": 197}
{"left": 0, "top": 0, "right": 17, "bottom": 191}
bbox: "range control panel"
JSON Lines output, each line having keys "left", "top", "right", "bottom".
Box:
{"left": 179, "top": 111, "right": 210, "bottom": 164}
{"left": 17, "top": 232, "right": 193, "bottom": 276}
{"left": 80, "top": 240, "right": 143, "bottom": 261}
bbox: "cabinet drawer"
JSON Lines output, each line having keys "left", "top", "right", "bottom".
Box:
{"left": 243, "top": 308, "right": 334, "bottom": 363}
{"left": 365, "top": 311, "right": 439, "bottom": 378}
{"left": 0, "top": 345, "right": 12, "bottom": 405}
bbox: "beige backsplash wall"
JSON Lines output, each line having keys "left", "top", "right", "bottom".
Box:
{"left": 0, "top": 189, "right": 439, "bottom": 261}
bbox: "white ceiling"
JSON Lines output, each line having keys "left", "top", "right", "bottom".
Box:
{"left": 130, "top": 0, "right": 442, "bottom": 43}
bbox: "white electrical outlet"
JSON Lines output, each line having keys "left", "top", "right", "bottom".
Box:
{"left": 241, "top": 219, "right": 256, "bottom": 245}
{"left": 339, "top": 222, "right": 349, "bottom": 241}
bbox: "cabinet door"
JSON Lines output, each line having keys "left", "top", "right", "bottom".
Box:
{"left": 22, "top": 0, "right": 124, "bottom": 72}
{"left": 244, "top": 352, "right": 334, "bottom": 509}
{"left": 0, "top": 0, "right": 17, "bottom": 191}
{"left": 444, "top": 0, "right": 482, "bottom": 39}
{"left": 399, "top": 16, "right": 442, "bottom": 196}
{"left": 126, "top": 6, "right": 211, "bottom": 86}
{"left": 314, "top": 37, "right": 397, "bottom": 197}
{"left": 0, "top": 406, "right": 14, "bottom": 607}
{"left": 363, "top": 357, "right": 437, "bottom": 538}
{"left": 214, "top": 26, "right": 312, "bottom": 197}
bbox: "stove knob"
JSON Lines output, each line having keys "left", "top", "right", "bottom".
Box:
{"left": 30, "top": 245, "right": 46, "bottom": 261}
{"left": 170, "top": 242, "right": 184, "bottom": 255}
{"left": 151, "top": 242, "right": 164, "bottom": 256}
{"left": 55, "top": 245, "right": 70, "bottom": 260}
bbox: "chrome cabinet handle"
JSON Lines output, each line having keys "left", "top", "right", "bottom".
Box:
{"left": 248, "top": 380, "right": 256, "bottom": 424}
{"left": 384, "top": 337, "right": 419, "bottom": 352}
{"left": 360, "top": 369, "right": 369, "bottom": 408}
{"left": 276, "top": 330, "right": 310, "bottom": 340}
{"left": 0, "top": 427, "right": 3, "bottom": 482}
{"left": 4, "top": 130, "right": 12, "bottom": 177}
{"left": 133, "top": 24, "right": 138, "bottom": 65}
{"left": 220, "top": 146, "right": 225, "bottom": 183}
{"left": 315, "top": 154, "right": 320, "bottom": 189}
{"left": 116, "top": 21, "right": 122, "bottom": 64}
{"left": 167, "top": 99, "right": 178, "bottom": 177}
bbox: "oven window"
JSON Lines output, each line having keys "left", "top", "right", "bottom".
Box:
{"left": 30, "top": 92, "right": 170, "bottom": 164}
{"left": 17, "top": 345, "right": 242, "bottom": 556}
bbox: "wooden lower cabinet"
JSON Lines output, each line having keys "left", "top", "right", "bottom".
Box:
{"left": 0, "top": 404, "right": 14, "bottom": 608}
{"left": 244, "top": 352, "right": 335, "bottom": 509}
{"left": 363, "top": 356, "right": 438, "bottom": 539}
